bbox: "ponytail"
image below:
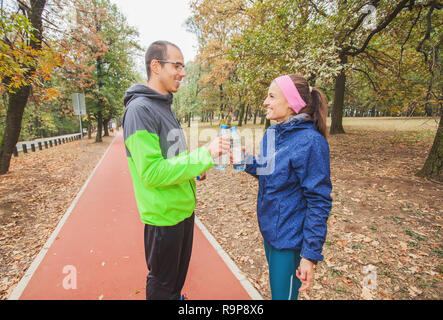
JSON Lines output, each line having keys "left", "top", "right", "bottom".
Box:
{"left": 288, "top": 74, "right": 328, "bottom": 139}
{"left": 309, "top": 87, "right": 328, "bottom": 139}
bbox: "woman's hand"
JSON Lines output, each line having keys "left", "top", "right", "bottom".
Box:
{"left": 296, "top": 258, "right": 315, "bottom": 292}
{"left": 231, "top": 146, "right": 249, "bottom": 165}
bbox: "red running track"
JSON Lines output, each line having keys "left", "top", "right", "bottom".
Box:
{"left": 10, "top": 132, "right": 261, "bottom": 300}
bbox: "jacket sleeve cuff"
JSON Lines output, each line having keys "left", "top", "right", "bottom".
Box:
{"left": 244, "top": 153, "right": 258, "bottom": 177}
{"left": 196, "top": 146, "right": 214, "bottom": 168}
{"left": 300, "top": 247, "right": 324, "bottom": 263}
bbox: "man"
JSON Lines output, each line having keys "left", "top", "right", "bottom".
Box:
{"left": 122, "top": 40, "right": 230, "bottom": 300}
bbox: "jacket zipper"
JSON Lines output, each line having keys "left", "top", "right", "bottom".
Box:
{"left": 260, "top": 126, "right": 280, "bottom": 204}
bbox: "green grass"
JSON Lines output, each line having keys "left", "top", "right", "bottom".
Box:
{"left": 181, "top": 117, "right": 437, "bottom": 152}
{"left": 336, "top": 117, "right": 439, "bottom": 132}
{"left": 185, "top": 117, "right": 438, "bottom": 133}
{"left": 432, "top": 248, "right": 443, "bottom": 257}
{"left": 388, "top": 130, "right": 436, "bottom": 145}
{"left": 408, "top": 240, "right": 420, "bottom": 248}
{"left": 330, "top": 268, "right": 344, "bottom": 277}
{"left": 405, "top": 228, "right": 426, "bottom": 241}
{"left": 390, "top": 216, "right": 402, "bottom": 224}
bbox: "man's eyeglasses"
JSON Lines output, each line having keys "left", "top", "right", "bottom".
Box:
{"left": 157, "top": 60, "right": 186, "bottom": 72}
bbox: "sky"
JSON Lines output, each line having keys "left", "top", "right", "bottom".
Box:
{"left": 1, "top": 0, "right": 199, "bottom": 78}
{"left": 110, "top": 0, "right": 199, "bottom": 67}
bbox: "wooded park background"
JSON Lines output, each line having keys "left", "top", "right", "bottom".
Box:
{"left": 0, "top": 0, "right": 442, "bottom": 300}
{"left": 1, "top": 0, "right": 441, "bottom": 180}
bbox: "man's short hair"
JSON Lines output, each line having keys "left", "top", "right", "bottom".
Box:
{"left": 145, "top": 40, "right": 180, "bottom": 79}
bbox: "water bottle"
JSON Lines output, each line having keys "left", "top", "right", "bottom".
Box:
{"left": 214, "top": 124, "right": 229, "bottom": 170}
{"left": 230, "top": 126, "right": 245, "bottom": 172}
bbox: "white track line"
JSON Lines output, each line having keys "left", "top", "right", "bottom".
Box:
{"left": 194, "top": 215, "right": 263, "bottom": 300}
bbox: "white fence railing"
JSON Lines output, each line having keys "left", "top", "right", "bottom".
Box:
{"left": 14, "top": 133, "right": 83, "bottom": 155}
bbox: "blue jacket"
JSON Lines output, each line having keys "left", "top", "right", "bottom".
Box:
{"left": 245, "top": 119, "right": 332, "bottom": 262}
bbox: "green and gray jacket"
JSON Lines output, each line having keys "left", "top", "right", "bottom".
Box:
{"left": 123, "top": 84, "right": 213, "bottom": 226}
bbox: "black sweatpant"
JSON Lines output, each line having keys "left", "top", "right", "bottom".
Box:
{"left": 144, "top": 213, "right": 194, "bottom": 300}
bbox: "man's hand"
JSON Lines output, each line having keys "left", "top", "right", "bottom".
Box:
{"left": 296, "top": 258, "right": 315, "bottom": 292}
{"left": 196, "top": 171, "right": 207, "bottom": 181}
{"left": 205, "top": 136, "right": 231, "bottom": 160}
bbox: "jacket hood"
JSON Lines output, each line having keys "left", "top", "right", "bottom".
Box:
{"left": 272, "top": 118, "right": 315, "bottom": 133}
{"left": 123, "top": 84, "right": 173, "bottom": 108}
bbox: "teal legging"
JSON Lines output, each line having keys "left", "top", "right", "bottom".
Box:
{"left": 264, "top": 240, "right": 302, "bottom": 300}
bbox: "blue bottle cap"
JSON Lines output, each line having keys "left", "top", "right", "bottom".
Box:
{"left": 221, "top": 124, "right": 228, "bottom": 129}
{"left": 230, "top": 126, "right": 237, "bottom": 131}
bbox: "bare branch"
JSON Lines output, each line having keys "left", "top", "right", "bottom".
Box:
{"left": 308, "top": 0, "right": 327, "bottom": 17}
{"left": 416, "top": 0, "right": 439, "bottom": 62}
{"left": 352, "top": 67, "right": 378, "bottom": 91}
{"left": 341, "top": 0, "right": 381, "bottom": 44}
{"left": 398, "top": 5, "right": 422, "bottom": 75}
{"left": 345, "top": 0, "right": 410, "bottom": 57}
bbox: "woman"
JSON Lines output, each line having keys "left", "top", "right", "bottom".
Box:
{"left": 244, "top": 74, "right": 332, "bottom": 300}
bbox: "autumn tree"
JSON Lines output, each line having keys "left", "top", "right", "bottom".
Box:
{"left": 0, "top": 0, "right": 64, "bottom": 174}
{"left": 228, "top": 1, "right": 419, "bottom": 132}
{"left": 0, "top": 0, "right": 141, "bottom": 174}
{"left": 188, "top": 0, "right": 249, "bottom": 124}
{"left": 188, "top": 0, "right": 442, "bottom": 180}
{"left": 415, "top": 1, "right": 442, "bottom": 182}
{"left": 61, "top": 0, "right": 140, "bottom": 142}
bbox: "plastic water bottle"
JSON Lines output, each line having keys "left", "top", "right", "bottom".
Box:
{"left": 214, "top": 124, "right": 229, "bottom": 170}
{"left": 230, "top": 126, "right": 245, "bottom": 172}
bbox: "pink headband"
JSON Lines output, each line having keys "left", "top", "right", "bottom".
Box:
{"left": 274, "top": 75, "right": 306, "bottom": 114}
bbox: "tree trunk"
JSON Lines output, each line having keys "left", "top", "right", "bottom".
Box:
{"left": 425, "top": 104, "right": 433, "bottom": 116}
{"left": 330, "top": 61, "right": 347, "bottom": 134}
{"left": 417, "top": 112, "right": 443, "bottom": 182}
{"left": 87, "top": 112, "right": 92, "bottom": 139}
{"left": 0, "top": 0, "right": 46, "bottom": 174}
{"left": 260, "top": 111, "right": 265, "bottom": 125}
{"left": 95, "top": 53, "right": 103, "bottom": 142}
{"left": 103, "top": 118, "right": 110, "bottom": 137}
{"left": 238, "top": 102, "right": 245, "bottom": 127}
{"left": 244, "top": 105, "right": 249, "bottom": 125}
{"left": 219, "top": 84, "right": 225, "bottom": 119}
{"left": 96, "top": 110, "right": 103, "bottom": 142}
{"left": 227, "top": 109, "right": 233, "bottom": 127}
{"left": 0, "top": 85, "right": 31, "bottom": 174}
